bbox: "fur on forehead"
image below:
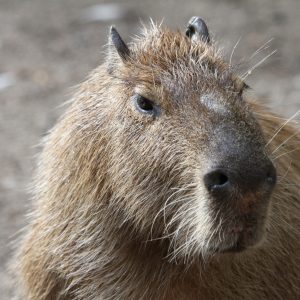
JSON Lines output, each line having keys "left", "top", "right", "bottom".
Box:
{"left": 109, "top": 23, "right": 244, "bottom": 95}
{"left": 133, "top": 24, "right": 220, "bottom": 65}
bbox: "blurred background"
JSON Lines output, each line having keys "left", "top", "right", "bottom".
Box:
{"left": 0, "top": 0, "right": 299, "bottom": 297}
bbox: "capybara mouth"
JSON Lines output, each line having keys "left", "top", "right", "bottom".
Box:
{"left": 225, "top": 226, "right": 259, "bottom": 252}
{"left": 213, "top": 213, "right": 267, "bottom": 254}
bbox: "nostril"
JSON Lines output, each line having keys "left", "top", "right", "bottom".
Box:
{"left": 266, "top": 164, "right": 277, "bottom": 186}
{"left": 204, "top": 169, "right": 230, "bottom": 192}
{"left": 216, "top": 173, "right": 229, "bottom": 186}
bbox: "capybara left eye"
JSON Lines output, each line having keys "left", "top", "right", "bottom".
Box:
{"left": 133, "top": 94, "right": 159, "bottom": 117}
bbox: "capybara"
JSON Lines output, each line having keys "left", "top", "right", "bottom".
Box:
{"left": 14, "top": 17, "right": 300, "bottom": 299}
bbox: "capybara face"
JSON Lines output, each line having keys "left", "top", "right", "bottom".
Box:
{"left": 102, "top": 21, "right": 276, "bottom": 261}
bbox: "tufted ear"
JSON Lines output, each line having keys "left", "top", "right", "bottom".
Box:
{"left": 186, "top": 16, "right": 210, "bottom": 43}
{"left": 109, "top": 26, "right": 130, "bottom": 61}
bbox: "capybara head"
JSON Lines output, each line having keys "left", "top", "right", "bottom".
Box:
{"left": 75, "top": 17, "right": 277, "bottom": 262}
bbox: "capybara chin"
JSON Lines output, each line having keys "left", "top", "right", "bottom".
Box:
{"left": 14, "top": 17, "right": 300, "bottom": 299}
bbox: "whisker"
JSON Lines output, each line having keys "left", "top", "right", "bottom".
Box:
{"left": 271, "top": 129, "right": 300, "bottom": 155}
{"left": 249, "top": 38, "right": 274, "bottom": 60}
{"left": 241, "top": 50, "right": 277, "bottom": 80}
{"left": 163, "top": 186, "right": 195, "bottom": 232}
{"left": 272, "top": 147, "right": 300, "bottom": 161}
{"left": 276, "top": 159, "right": 293, "bottom": 183}
{"left": 145, "top": 232, "right": 174, "bottom": 242}
{"left": 254, "top": 112, "right": 291, "bottom": 121}
{"left": 150, "top": 184, "right": 195, "bottom": 239}
{"left": 265, "top": 109, "right": 300, "bottom": 148}
{"left": 165, "top": 203, "right": 195, "bottom": 231}
{"left": 229, "top": 36, "right": 242, "bottom": 67}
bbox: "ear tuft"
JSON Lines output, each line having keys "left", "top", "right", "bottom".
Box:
{"left": 186, "top": 17, "right": 210, "bottom": 43}
{"left": 110, "top": 26, "right": 130, "bottom": 61}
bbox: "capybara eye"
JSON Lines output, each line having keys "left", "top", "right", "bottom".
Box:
{"left": 133, "top": 94, "right": 158, "bottom": 116}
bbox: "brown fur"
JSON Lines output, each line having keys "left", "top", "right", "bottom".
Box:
{"left": 14, "top": 23, "right": 300, "bottom": 299}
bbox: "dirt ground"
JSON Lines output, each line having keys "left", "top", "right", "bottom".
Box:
{"left": 0, "top": 0, "right": 299, "bottom": 298}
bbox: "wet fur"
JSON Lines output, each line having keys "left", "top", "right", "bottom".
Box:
{"left": 13, "top": 24, "right": 300, "bottom": 299}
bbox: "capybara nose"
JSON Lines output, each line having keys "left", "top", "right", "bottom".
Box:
{"left": 203, "top": 169, "right": 230, "bottom": 192}
{"left": 203, "top": 162, "right": 276, "bottom": 195}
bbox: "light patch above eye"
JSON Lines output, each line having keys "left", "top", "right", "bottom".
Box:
{"left": 200, "top": 95, "right": 228, "bottom": 115}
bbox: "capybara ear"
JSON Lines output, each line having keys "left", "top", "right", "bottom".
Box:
{"left": 186, "top": 17, "right": 210, "bottom": 43}
{"left": 109, "top": 26, "right": 130, "bottom": 61}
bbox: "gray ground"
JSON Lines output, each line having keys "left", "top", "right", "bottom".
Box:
{"left": 0, "top": 0, "right": 299, "bottom": 298}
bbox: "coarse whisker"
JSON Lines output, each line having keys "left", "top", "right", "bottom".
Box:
{"left": 249, "top": 38, "right": 274, "bottom": 60}
{"left": 145, "top": 232, "right": 175, "bottom": 243}
{"left": 272, "top": 147, "right": 300, "bottom": 161}
{"left": 184, "top": 223, "right": 197, "bottom": 264}
{"left": 229, "top": 36, "right": 242, "bottom": 67}
{"left": 254, "top": 112, "right": 290, "bottom": 121}
{"left": 172, "top": 225, "right": 194, "bottom": 263}
{"left": 276, "top": 160, "right": 293, "bottom": 183}
{"left": 150, "top": 185, "right": 195, "bottom": 239}
{"left": 168, "top": 225, "right": 195, "bottom": 261}
{"left": 271, "top": 129, "right": 300, "bottom": 155}
{"left": 162, "top": 193, "right": 193, "bottom": 229}
{"left": 167, "top": 227, "right": 182, "bottom": 257}
{"left": 241, "top": 50, "right": 277, "bottom": 80}
{"left": 162, "top": 185, "right": 196, "bottom": 230}
{"left": 165, "top": 202, "right": 196, "bottom": 231}
{"left": 265, "top": 109, "right": 300, "bottom": 148}
{"left": 160, "top": 219, "right": 189, "bottom": 245}
{"left": 202, "top": 210, "right": 222, "bottom": 251}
